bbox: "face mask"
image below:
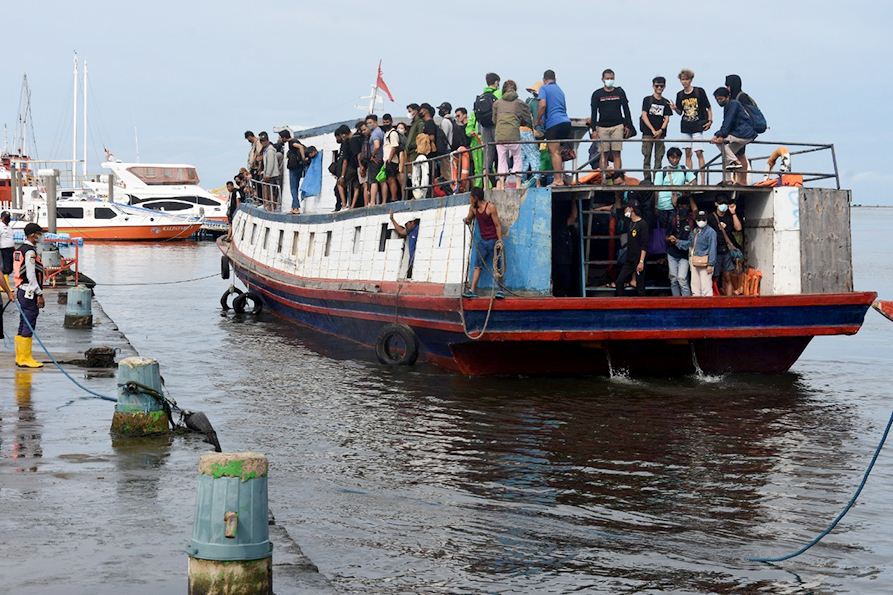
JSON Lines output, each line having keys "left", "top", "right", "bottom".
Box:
{"left": 697, "top": 220, "right": 707, "bottom": 228}
{"left": 624, "top": 210, "right": 632, "bottom": 219}
{"left": 408, "top": 112, "right": 414, "bottom": 119}
{"left": 718, "top": 204, "right": 729, "bottom": 213}
{"left": 605, "top": 79, "right": 615, "bottom": 88}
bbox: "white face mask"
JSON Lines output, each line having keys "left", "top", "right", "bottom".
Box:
{"left": 718, "top": 204, "right": 729, "bottom": 213}
{"left": 697, "top": 220, "right": 707, "bottom": 228}
{"left": 624, "top": 210, "right": 632, "bottom": 219}
{"left": 605, "top": 79, "right": 615, "bottom": 88}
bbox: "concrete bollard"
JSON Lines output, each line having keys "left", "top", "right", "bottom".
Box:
{"left": 63, "top": 286, "right": 93, "bottom": 329}
{"left": 187, "top": 452, "right": 273, "bottom": 595}
{"left": 110, "top": 357, "right": 170, "bottom": 437}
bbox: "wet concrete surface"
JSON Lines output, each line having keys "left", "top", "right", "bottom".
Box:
{"left": 0, "top": 290, "right": 335, "bottom": 594}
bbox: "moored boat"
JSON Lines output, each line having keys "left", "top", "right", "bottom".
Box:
{"left": 220, "top": 114, "right": 877, "bottom": 376}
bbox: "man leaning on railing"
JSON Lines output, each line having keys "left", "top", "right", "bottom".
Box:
{"left": 711, "top": 87, "right": 757, "bottom": 186}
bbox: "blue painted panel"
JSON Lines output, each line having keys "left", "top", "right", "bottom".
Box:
{"left": 470, "top": 187, "right": 552, "bottom": 295}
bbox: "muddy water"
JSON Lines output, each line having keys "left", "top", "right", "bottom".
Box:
{"left": 7, "top": 208, "right": 893, "bottom": 593}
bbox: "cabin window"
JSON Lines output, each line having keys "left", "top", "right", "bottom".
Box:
{"left": 57, "top": 207, "right": 84, "bottom": 219}
{"left": 308, "top": 232, "right": 315, "bottom": 258}
{"left": 378, "top": 223, "right": 390, "bottom": 252}
{"left": 250, "top": 223, "right": 257, "bottom": 244}
{"left": 291, "top": 231, "right": 299, "bottom": 255}
{"left": 352, "top": 226, "right": 362, "bottom": 254}
{"left": 262, "top": 227, "right": 270, "bottom": 250}
{"left": 140, "top": 200, "right": 192, "bottom": 211}
{"left": 276, "top": 229, "right": 284, "bottom": 253}
{"left": 324, "top": 231, "right": 332, "bottom": 257}
{"left": 126, "top": 166, "right": 200, "bottom": 186}
{"left": 240, "top": 220, "right": 247, "bottom": 242}
{"left": 94, "top": 207, "right": 118, "bottom": 219}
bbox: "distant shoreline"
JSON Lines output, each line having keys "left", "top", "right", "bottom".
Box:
{"left": 852, "top": 205, "right": 892, "bottom": 208}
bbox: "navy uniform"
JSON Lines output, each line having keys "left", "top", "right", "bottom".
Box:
{"left": 13, "top": 223, "right": 46, "bottom": 368}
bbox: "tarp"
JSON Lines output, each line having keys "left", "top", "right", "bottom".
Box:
{"left": 300, "top": 152, "right": 323, "bottom": 199}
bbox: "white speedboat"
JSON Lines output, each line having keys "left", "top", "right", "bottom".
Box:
{"left": 84, "top": 161, "right": 228, "bottom": 222}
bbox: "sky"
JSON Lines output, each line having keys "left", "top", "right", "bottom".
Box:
{"left": 2, "top": 0, "right": 892, "bottom": 203}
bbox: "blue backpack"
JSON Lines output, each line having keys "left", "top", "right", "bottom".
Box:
{"left": 739, "top": 93, "right": 767, "bottom": 133}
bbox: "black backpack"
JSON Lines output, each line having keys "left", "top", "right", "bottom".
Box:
{"left": 390, "top": 128, "right": 407, "bottom": 153}
{"left": 434, "top": 125, "right": 450, "bottom": 155}
{"left": 474, "top": 92, "right": 497, "bottom": 127}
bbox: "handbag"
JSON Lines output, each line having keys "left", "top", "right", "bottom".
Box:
{"left": 688, "top": 229, "right": 709, "bottom": 267}
{"left": 714, "top": 212, "right": 745, "bottom": 271}
{"left": 375, "top": 166, "right": 387, "bottom": 183}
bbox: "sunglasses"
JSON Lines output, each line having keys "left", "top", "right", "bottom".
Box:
{"left": 654, "top": 84, "right": 665, "bottom": 88}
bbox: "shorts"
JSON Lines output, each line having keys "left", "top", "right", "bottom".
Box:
{"left": 358, "top": 167, "right": 368, "bottom": 184}
{"left": 475, "top": 238, "right": 497, "bottom": 269}
{"left": 545, "top": 121, "right": 572, "bottom": 147}
{"left": 681, "top": 131, "right": 705, "bottom": 152}
{"left": 367, "top": 160, "right": 383, "bottom": 181}
{"left": 385, "top": 161, "right": 399, "bottom": 178}
{"left": 597, "top": 124, "right": 624, "bottom": 152}
{"left": 714, "top": 251, "right": 736, "bottom": 275}
{"left": 344, "top": 166, "right": 359, "bottom": 189}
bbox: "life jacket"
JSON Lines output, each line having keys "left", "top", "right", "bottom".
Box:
{"left": 13, "top": 243, "right": 43, "bottom": 289}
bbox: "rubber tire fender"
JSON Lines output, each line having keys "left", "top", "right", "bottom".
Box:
{"left": 221, "top": 255, "right": 230, "bottom": 280}
{"left": 220, "top": 286, "right": 243, "bottom": 311}
{"left": 374, "top": 323, "right": 419, "bottom": 366}
{"left": 233, "top": 290, "right": 263, "bottom": 315}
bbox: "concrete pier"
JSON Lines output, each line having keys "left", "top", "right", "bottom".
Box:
{"left": 0, "top": 290, "right": 335, "bottom": 594}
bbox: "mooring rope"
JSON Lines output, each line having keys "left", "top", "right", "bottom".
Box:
{"left": 746, "top": 407, "right": 893, "bottom": 562}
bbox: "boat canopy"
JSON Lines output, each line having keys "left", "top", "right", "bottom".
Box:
{"left": 126, "top": 166, "right": 200, "bottom": 186}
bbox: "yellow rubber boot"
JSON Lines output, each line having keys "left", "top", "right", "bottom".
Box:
{"left": 15, "top": 336, "right": 44, "bottom": 368}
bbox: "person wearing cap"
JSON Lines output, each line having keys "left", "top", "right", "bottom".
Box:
{"left": 437, "top": 102, "right": 455, "bottom": 149}
{"left": 13, "top": 223, "right": 45, "bottom": 368}
{"left": 615, "top": 199, "right": 650, "bottom": 296}
{"left": 671, "top": 211, "right": 717, "bottom": 297}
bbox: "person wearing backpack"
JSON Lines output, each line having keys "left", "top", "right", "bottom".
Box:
{"left": 724, "top": 75, "right": 767, "bottom": 185}
{"left": 474, "top": 73, "right": 502, "bottom": 184}
{"left": 492, "top": 80, "right": 533, "bottom": 189}
{"left": 711, "top": 87, "right": 758, "bottom": 185}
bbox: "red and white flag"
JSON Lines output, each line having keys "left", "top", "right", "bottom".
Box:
{"left": 376, "top": 60, "right": 394, "bottom": 102}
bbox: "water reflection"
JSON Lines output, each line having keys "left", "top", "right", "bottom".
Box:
{"left": 9, "top": 371, "right": 42, "bottom": 473}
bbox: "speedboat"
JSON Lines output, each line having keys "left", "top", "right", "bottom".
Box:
{"left": 84, "top": 161, "right": 228, "bottom": 222}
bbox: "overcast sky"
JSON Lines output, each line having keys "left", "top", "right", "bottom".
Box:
{"left": 2, "top": 1, "right": 891, "bottom": 204}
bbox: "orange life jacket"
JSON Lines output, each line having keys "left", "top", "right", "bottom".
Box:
{"left": 13, "top": 243, "right": 43, "bottom": 289}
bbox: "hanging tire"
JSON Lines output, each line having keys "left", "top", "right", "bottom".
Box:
{"left": 221, "top": 255, "right": 230, "bottom": 280}
{"left": 220, "top": 286, "right": 243, "bottom": 311}
{"left": 233, "top": 290, "right": 263, "bottom": 315}
{"left": 374, "top": 323, "right": 419, "bottom": 366}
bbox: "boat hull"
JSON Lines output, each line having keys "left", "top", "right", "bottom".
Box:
{"left": 224, "top": 239, "right": 876, "bottom": 376}
{"left": 56, "top": 223, "right": 202, "bottom": 241}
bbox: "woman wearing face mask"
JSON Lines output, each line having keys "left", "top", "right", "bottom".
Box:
{"left": 672, "top": 210, "right": 717, "bottom": 297}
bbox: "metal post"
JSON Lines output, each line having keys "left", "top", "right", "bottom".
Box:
{"left": 107, "top": 172, "right": 114, "bottom": 202}
{"left": 830, "top": 144, "right": 841, "bottom": 190}
{"left": 44, "top": 170, "right": 57, "bottom": 234}
{"left": 12, "top": 166, "right": 21, "bottom": 210}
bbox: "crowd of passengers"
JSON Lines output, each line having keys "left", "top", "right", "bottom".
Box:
{"left": 226, "top": 67, "right": 760, "bottom": 298}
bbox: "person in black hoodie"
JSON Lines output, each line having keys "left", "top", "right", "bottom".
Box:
{"left": 282, "top": 132, "right": 307, "bottom": 214}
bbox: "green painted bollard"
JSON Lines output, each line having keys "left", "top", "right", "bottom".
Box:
{"left": 187, "top": 452, "right": 273, "bottom": 595}
{"left": 63, "top": 286, "right": 93, "bottom": 329}
{"left": 110, "top": 357, "right": 170, "bottom": 436}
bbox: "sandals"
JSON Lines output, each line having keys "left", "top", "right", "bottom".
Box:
{"left": 462, "top": 291, "right": 478, "bottom": 298}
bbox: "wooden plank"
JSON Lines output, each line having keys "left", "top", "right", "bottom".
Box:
{"left": 800, "top": 188, "right": 853, "bottom": 293}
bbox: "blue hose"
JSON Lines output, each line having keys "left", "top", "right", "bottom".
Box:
{"left": 747, "top": 407, "right": 893, "bottom": 562}
{"left": 11, "top": 298, "right": 118, "bottom": 403}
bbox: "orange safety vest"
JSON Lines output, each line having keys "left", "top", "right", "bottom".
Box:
{"left": 13, "top": 244, "right": 43, "bottom": 289}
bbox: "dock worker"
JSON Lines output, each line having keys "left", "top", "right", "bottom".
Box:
{"left": 389, "top": 209, "right": 421, "bottom": 277}
{"left": 614, "top": 199, "right": 650, "bottom": 297}
{"left": 1, "top": 211, "right": 14, "bottom": 285}
{"left": 463, "top": 187, "right": 504, "bottom": 299}
{"left": 13, "top": 222, "right": 46, "bottom": 368}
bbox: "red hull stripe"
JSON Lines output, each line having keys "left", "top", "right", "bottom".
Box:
{"left": 477, "top": 326, "right": 862, "bottom": 342}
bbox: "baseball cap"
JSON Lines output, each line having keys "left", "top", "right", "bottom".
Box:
{"left": 437, "top": 102, "right": 452, "bottom": 113}
{"left": 419, "top": 103, "right": 435, "bottom": 115}
{"left": 24, "top": 222, "right": 45, "bottom": 235}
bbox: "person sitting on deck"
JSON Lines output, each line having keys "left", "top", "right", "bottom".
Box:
{"left": 390, "top": 209, "right": 421, "bottom": 278}
{"left": 654, "top": 147, "right": 696, "bottom": 229}
{"left": 462, "top": 187, "right": 504, "bottom": 299}
{"left": 614, "top": 199, "right": 650, "bottom": 297}
{"left": 711, "top": 87, "right": 758, "bottom": 185}
{"left": 671, "top": 210, "right": 717, "bottom": 297}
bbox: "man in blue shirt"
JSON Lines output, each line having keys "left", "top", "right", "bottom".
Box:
{"left": 534, "top": 69, "right": 572, "bottom": 186}
{"left": 711, "top": 87, "right": 757, "bottom": 185}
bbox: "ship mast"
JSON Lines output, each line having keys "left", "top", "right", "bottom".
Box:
{"left": 73, "top": 52, "right": 78, "bottom": 181}
{"left": 83, "top": 58, "right": 88, "bottom": 179}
